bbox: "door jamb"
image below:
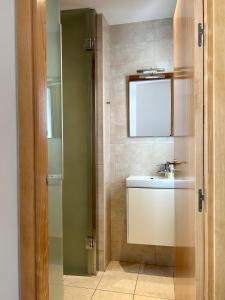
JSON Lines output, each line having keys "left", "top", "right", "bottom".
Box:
{"left": 17, "top": 0, "right": 48, "bottom": 299}
{"left": 204, "top": 0, "right": 225, "bottom": 298}
{"left": 204, "top": 0, "right": 214, "bottom": 298}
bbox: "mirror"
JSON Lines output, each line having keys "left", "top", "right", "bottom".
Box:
{"left": 47, "top": 82, "right": 62, "bottom": 139}
{"left": 129, "top": 74, "right": 173, "bottom": 137}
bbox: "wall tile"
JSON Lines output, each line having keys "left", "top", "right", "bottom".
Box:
{"left": 97, "top": 142, "right": 104, "bottom": 165}
{"left": 97, "top": 250, "right": 105, "bottom": 271}
{"left": 96, "top": 15, "right": 111, "bottom": 270}
{"left": 109, "top": 18, "right": 174, "bottom": 267}
{"left": 155, "top": 246, "right": 175, "bottom": 267}
{"left": 97, "top": 165, "right": 105, "bottom": 252}
{"left": 111, "top": 242, "right": 156, "bottom": 265}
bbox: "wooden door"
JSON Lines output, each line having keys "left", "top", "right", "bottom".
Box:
{"left": 204, "top": 0, "right": 225, "bottom": 298}
{"left": 173, "top": 0, "right": 204, "bottom": 299}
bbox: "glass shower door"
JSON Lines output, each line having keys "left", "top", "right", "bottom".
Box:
{"left": 46, "top": 0, "right": 63, "bottom": 299}
{"left": 61, "top": 9, "right": 96, "bottom": 276}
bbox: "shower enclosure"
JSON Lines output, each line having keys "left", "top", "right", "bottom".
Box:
{"left": 61, "top": 8, "right": 97, "bottom": 276}
{"left": 46, "top": 0, "right": 63, "bottom": 299}
{"left": 46, "top": 4, "right": 96, "bottom": 298}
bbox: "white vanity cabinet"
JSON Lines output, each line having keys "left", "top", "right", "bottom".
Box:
{"left": 127, "top": 188, "right": 175, "bottom": 246}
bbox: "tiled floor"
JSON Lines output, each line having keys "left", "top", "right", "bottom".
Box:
{"left": 64, "top": 261, "right": 175, "bottom": 300}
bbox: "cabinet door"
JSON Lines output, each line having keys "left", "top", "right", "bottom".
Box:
{"left": 127, "top": 188, "right": 175, "bottom": 246}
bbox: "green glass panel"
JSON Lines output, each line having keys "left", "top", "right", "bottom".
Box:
{"left": 61, "top": 9, "right": 96, "bottom": 276}
{"left": 46, "top": 0, "right": 63, "bottom": 299}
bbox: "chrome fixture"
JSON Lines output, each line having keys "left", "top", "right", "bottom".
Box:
{"left": 157, "top": 160, "right": 186, "bottom": 177}
{"left": 198, "top": 23, "right": 204, "bottom": 47}
{"left": 84, "top": 37, "right": 95, "bottom": 51}
{"left": 139, "top": 74, "right": 165, "bottom": 79}
{"left": 158, "top": 162, "right": 173, "bottom": 176}
{"left": 137, "top": 68, "right": 165, "bottom": 74}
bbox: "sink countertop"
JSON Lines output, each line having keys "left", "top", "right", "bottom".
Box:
{"left": 126, "top": 175, "right": 194, "bottom": 189}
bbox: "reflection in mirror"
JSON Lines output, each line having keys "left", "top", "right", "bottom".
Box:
{"left": 47, "top": 87, "right": 53, "bottom": 139}
{"left": 47, "top": 83, "right": 62, "bottom": 139}
{"left": 129, "top": 76, "right": 172, "bottom": 137}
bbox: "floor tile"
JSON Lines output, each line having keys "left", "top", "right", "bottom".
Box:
{"left": 92, "top": 290, "right": 133, "bottom": 300}
{"left": 134, "top": 295, "right": 166, "bottom": 300}
{"left": 63, "top": 262, "right": 175, "bottom": 300}
{"left": 64, "top": 272, "right": 103, "bottom": 289}
{"left": 106, "top": 261, "right": 140, "bottom": 274}
{"left": 64, "top": 286, "right": 94, "bottom": 300}
{"left": 96, "top": 261, "right": 140, "bottom": 293}
{"left": 135, "top": 274, "right": 174, "bottom": 299}
{"left": 97, "top": 272, "right": 138, "bottom": 294}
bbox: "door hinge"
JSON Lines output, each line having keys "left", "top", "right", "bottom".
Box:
{"left": 85, "top": 236, "right": 95, "bottom": 249}
{"left": 198, "top": 189, "right": 205, "bottom": 212}
{"left": 84, "top": 38, "right": 95, "bottom": 51}
{"left": 198, "top": 23, "right": 204, "bottom": 47}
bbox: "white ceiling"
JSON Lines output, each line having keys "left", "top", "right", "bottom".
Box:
{"left": 60, "top": 0, "right": 177, "bottom": 25}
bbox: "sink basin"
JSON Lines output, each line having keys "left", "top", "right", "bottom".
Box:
{"left": 126, "top": 176, "right": 193, "bottom": 189}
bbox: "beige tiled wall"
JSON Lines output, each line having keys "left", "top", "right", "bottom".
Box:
{"left": 103, "top": 16, "right": 112, "bottom": 269}
{"left": 109, "top": 19, "right": 175, "bottom": 266}
{"left": 96, "top": 15, "right": 111, "bottom": 271}
{"left": 97, "top": 17, "right": 175, "bottom": 269}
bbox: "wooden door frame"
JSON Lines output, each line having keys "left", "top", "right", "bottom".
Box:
{"left": 17, "top": 0, "right": 225, "bottom": 299}
{"left": 204, "top": 0, "right": 225, "bottom": 299}
{"left": 17, "top": 0, "right": 48, "bottom": 299}
{"left": 204, "top": 1, "right": 213, "bottom": 298}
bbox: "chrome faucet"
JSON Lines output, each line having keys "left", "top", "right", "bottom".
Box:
{"left": 158, "top": 161, "right": 173, "bottom": 176}
{"left": 157, "top": 160, "right": 186, "bottom": 177}
{"left": 165, "top": 161, "right": 171, "bottom": 173}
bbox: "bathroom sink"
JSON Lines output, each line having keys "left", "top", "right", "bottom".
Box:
{"left": 126, "top": 176, "right": 193, "bottom": 189}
